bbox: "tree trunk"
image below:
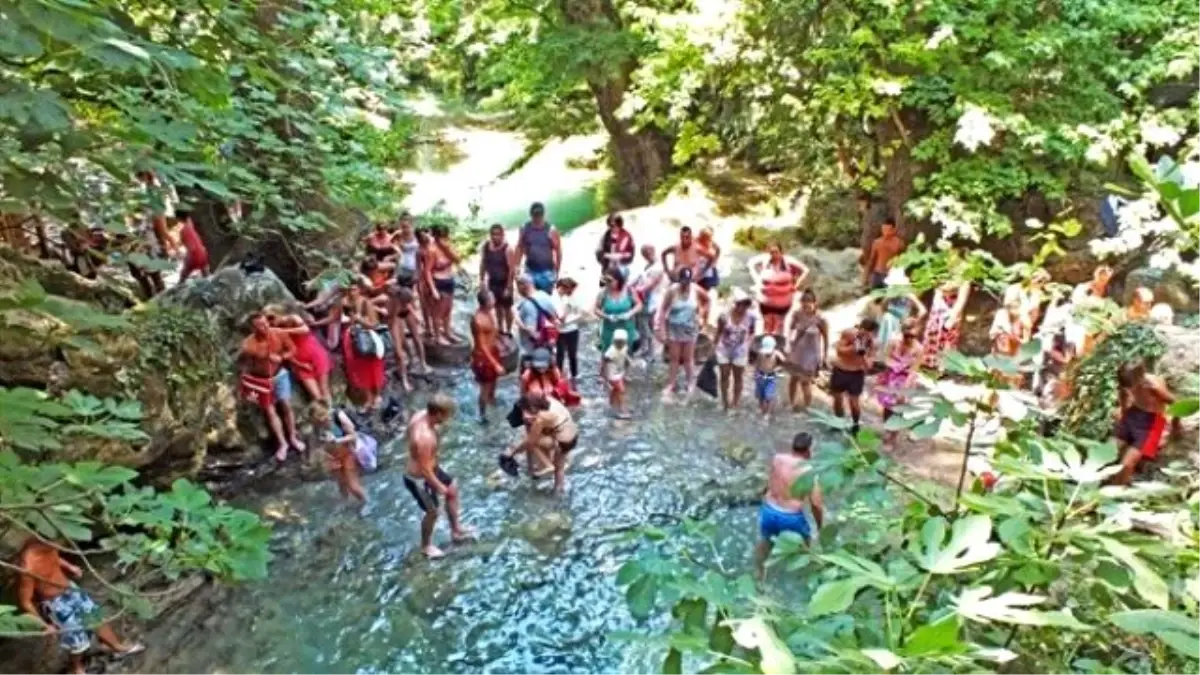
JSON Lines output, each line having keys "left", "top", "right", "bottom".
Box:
{"left": 562, "top": 0, "right": 674, "bottom": 208}
{"left": 859, "top": 107, "right": 935, "bottom": 261}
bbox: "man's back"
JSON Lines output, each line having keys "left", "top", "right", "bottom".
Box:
{"left": 766, "top": 453, "right": 809, "bottom": 512}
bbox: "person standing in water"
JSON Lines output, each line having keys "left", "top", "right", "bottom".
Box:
{"left": 479, "top": 224, "right": 516, "bottom": 335}
{"left": 714, "top": 288, "right": 757, "bottom": 411}
{"left": 632, "top": 244, "right": 666, "bottom": 361}
{"left": 601, "top": 328, "right": 633, "bottom": 418}
{"left": 753, "top": 336, "right": 787, "bottom": 418}
{"left": 595, "top": 267, "right": 641, "bottom": 354}
{"left": 471, "top": 289, "right": 506, "bottom": 423}
{"left": 515, "top": 202, "right": 561, "bottom": 293}
{"left": 553, "top": 277, "right": 585, "bottom": 382}
{"left": 405, "top": 394, "right": 471, "bottom": 559}
{"left": 239, "top": 311, "right": 306, "bottom": 461}
{"left": 656, "top": 267, "right": 710, "bottom": 402}
{"left": 1113, "top": 360, "right": 1180, "bottom": 485}
{"left": 876, "top": 319, "right": 924, "bottom": 448}
{"left": 748, "top": 243, "right": 810, "bottom": 336}
{"left": 830, "top": 319, "right": 876, "bottom": 434}
{"left": 754, "top": 432, "right": 825, "bottom": 580}
{"left": 785, "top": 290, "right": 828, "bottom": 411}
{"left": 515, "top": 275, "right": 558, "bottom": 362}
{"left": 314, "top": 402, "right": 367, "bottom": 506}
{"left": 862, "top": 219, "right": 906, "bottom": 290}
{"left": 17, "top": 539, "right": 145, "bottom": 674}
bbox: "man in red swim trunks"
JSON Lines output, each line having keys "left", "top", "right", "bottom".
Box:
{"left": 239, "top": 311, "right": 306, "bottom": 462}
{"left": 176, "top": 208, "right": 210, "bottom": 284}
{"left": 1113, "top": 360, "right": 1180, "bottom": 485}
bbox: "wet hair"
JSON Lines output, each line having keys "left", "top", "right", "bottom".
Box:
{"left": 519, "top": 393, "right": 551, "bottom": 412}
{"left": 800, "top": 289, "right": 817, "bottom": 303}
{"left": 1117, "top": 360, "right": 1146, "bottom": 388}
{"left": 792, "top": 432, "right": 813, "bottom": 455}
{"left": 489, "top": 223, "right": 504, "bottom": 234}
{"left": 477, "top": 289, "right": 493, "bottom": 306}
{"left": 427, "top": 393, "right": 457, "bottom": 417}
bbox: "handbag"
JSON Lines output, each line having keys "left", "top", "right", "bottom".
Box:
{"left": 351, "top": 324, "right": 385, "bottom": 358}
{"left": 354, "top": 433, "right": 379, "bottom": 472}
{"left": 696, "top": 356, "right": 719, "bottom": 398}
{"left": 506, "top": 402, "right": 525, "bottom": 428}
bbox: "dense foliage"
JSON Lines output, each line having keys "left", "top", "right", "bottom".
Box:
{"left": 618, "top": 348, "right": 1200, "bottom": 673}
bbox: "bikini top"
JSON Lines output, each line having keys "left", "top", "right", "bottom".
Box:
{"left": 366, "top": 235, "right": 393, "bottom": 260}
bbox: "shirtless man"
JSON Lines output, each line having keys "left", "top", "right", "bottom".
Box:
{"left": 830, "top": 319, "right": 877, "bottom": 435}
{"left": 501, "top": 393, "right": 580, "bottom": 494}
{"left": 405, "top": 394, "right": 470, "bottom": 558}
{"left": 1113, "top": 361, "right": 1180, "bottom": 485}
{"left": 17, "top": 539, "right": 143, "bottom": 673}
{"left": 661, "top": 226, "right": 715, "bottom": 283}
{"left": 239, "top": 311, "right": 305, "bottom": 461}
{"left": 754, "top": 433, "right": 825, "bottom": 580}
{"left": 862, "top": 220, "right": 905, "bottom": 290}
{"left": 471, "top": 290, "right": 506, "bottom": 423}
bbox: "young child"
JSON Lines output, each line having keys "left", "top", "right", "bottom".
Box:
{"left": 754, "top": 336, "right": 787, "bottom": 417}
{"left": 602, "top": 328, "right": 633, "bottom": 418}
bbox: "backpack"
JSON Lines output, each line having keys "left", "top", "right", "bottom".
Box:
{"left": 351, "top": 324, "right": 385, "bottom": 358}
{"left": 532, "top": 298, "right": 559, "bottom": 346}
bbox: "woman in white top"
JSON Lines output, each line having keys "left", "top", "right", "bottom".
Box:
{"left": 553, "top": 277, "right": 586, "bottom": 381}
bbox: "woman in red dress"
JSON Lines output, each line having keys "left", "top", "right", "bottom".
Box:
{"left": 342, "top": 281, "right": 387, "bottom": 411}
{"left": 266, "top": 306, "right": 333, "bottom": 403}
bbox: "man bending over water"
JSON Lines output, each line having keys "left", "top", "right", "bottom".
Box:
{"left": 754, "top": 432, "right": 825, "bottom": 580}
{"left": 405, "top": 394, "right": 472, "bottom": 558}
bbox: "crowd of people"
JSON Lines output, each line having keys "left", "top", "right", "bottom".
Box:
{"left": 17, "top": 199, "right": 1189, "bottom": 662}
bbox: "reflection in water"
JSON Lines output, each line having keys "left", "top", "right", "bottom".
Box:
{"left": 139, "top": 323, "right": 824, "bottom": 674}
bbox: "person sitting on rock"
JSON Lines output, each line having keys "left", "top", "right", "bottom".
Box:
{"left": 239, "top": 311, "right": 306, "bottom": 461}
{"left": 17, "top": 538, "right": 144, "bottom": 674}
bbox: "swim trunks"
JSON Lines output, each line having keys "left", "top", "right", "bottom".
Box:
{"left": 403, "top": 467, "right": 454, "bottom": 512}
{"left": 829, "top": 367, "right": 866, "bottom": 397}
{"left": 758, "top": 501, "right": 811, "bottom": 542}
{"left": 41, "top": 585, "right": 98, "bottom": 654}
{"left": 1115, "top": 407, "right": 1168, "bottom": 460}
{"left": 755, "top": 370, "right": 778, "bottom": 402}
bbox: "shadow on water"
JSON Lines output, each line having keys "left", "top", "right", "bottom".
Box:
{"left": 138, "top": 322, "right": 828, "bottom": 674}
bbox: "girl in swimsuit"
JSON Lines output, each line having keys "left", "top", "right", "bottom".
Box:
{"left": 749, "top": 243, "right": 809, "bottom": 335}
{"left": 387, "top": 282, "right": 427, "bottom": 386}
{"left": 425, "top": 225, "right": 461, "bottom": 345}
{"left": 342, "top": 281, "right": 387, "bottom": 411}
{"left": 364, "top": 222, "right": 398, "bottom": 262}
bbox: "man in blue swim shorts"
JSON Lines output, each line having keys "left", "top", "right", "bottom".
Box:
{"left": 754, "top": 432, "right": 825, "bottom": 580}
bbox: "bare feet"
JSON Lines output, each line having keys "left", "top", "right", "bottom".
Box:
{"left": 111, "top": 642, "right": 146, "bottom": 659}
{"left": 661, "top": 389, "right": 675, "bottom": 403}
{"left": 532, "top": 465, "right": 555, "bottom": 478}
{"left": 274, "top": 445, "right": 288, "bottom": 462}
{"left": 451, "top": 527, "right": 476, "bottom": 543}
{"left": 423, "top": 545, "right": 446, "bottom": 559}
{"left": 290, "top": 438, "right": 307, "bottom": 452}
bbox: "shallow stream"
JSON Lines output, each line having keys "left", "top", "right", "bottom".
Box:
{"left": 136, "top": 323, "right": 817, "bottom": 673}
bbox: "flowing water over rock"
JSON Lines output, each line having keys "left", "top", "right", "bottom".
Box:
{"left": 133, "top": 322, "right": 816, "bottom": 674}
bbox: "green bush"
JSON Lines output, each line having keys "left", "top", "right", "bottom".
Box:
{"left": 1061, "top": 322, "right": 1167, "bottom": 439}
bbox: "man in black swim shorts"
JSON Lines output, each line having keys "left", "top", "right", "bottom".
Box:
{"left": 404, "top": 394, "right": 472, "bottom": 558}
{"left": 830, "top": 319, "right": 876, "bottom": 434}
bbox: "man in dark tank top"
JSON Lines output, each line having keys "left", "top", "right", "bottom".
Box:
{"left": 479, "top": 223, "right": 515, "bottom": 334}
{"left": 515, "top": 202, "right": 561, "bottom": 293}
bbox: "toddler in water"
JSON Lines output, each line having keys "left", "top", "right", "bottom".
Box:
{"left": 754, "top": 336, "right": 787, "bottom": 417}
{"left": 602, "top": 329, "right": 633, "bottom": 418}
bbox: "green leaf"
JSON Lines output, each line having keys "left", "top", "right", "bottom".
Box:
{"left": 709, "top": 611, "right": 734, "bottom": 654}
{"left": 954, "top": 587, "right": 1090, "bottom": 629}
{"left": 918, "top": 515, "right": 1000, "bottom": 574}
{"left": 902, "top": 615, "right": 962, "bottom": 656}
{"left": 997, "top": 517, "right": 1033, "bottom": 555}
{"left": 616, "top": 560, "right": 642, "bottom": 586}
{"left": 861, "top": 648, "right": 902, "bottom": 671}
{"left": 662, "top": 647, "right": 682, "bottom": 674}
{"left": 103, "top": 37, "right": 151, "bottom": 61}
{"left": 1098, "top": 537, "right": 1170, "bottom": 610}
{"left": 1111, "top": 610, "right": 1200, "bottom": 659}
{"left": 627, "top": 576, "right": 657, "bottom": 620}
{"left": 1166, "top": 398, "right": 1199, "bottom": 418}
{"left": 808, "top": 577, "right": 869, "bottom": 617}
